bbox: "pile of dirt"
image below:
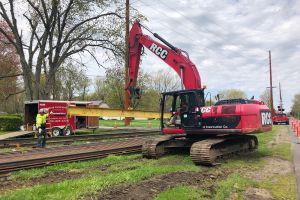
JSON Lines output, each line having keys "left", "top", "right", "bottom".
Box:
{"left": 92, "top": 170, "right": 231, "bottom": 200}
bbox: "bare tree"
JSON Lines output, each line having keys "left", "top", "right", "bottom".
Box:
{"left": 218, "top": 89, "right": 247, "bottom": 100}
{"left": 0, "top": 0, "right": 124, "bottom": 100}
{"left": 0, "top": 20, "right": 25, "bottom": 113}
{"left": 54, "top": 61, "right": 89, "bottom": 101}
{"left": 78, "top": 76, "right": 90, "bottom": 101}
{"left": 151, "top": 69, "right": 181, "bottom": 93}
{"left": 260, "top": 89, "right": 271, "bottom": 108}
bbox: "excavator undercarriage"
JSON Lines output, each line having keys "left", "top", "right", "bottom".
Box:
{"left": 142, "top": 134, "right": 258, "bottom": 166}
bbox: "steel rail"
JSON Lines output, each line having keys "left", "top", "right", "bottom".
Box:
{"left": 0, "top": 130, "right": 160, "bottom": 148}
{"left": 0, "top": 139, "right": 144, "bottom": 174}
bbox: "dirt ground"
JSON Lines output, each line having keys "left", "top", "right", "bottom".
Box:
{"left": 242, "top": 126, "right": 294, "bottom": 200}
{"left": 93, "top": 169, "right": 232, "bottom": 200}
{"left": 0, "top": 170, "right": 83, "bottom": 194}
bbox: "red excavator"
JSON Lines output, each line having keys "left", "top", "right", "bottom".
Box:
{"left": 127, "top": 21, "right": 272, "bottom": 165}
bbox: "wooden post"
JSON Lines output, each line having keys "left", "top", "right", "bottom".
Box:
{"left": 269, "top": 50, "right": 275, "bottom": 117}
{"left": 124, "top": 0, "right": 131, "bottom": 126}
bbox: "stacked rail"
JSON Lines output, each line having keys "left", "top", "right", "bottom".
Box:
{"left": 0, "top": 130, "right": 160, "bottom": 148}
{"left": 0, "top": 138, "right": 145, "bottom": 175}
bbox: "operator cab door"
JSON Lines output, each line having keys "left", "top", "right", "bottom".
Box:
{"left": 179, "top": 91, "right": 203, "bottom": 128}
{"left": 161, "top": 90, "right": 204, "bottom": 129}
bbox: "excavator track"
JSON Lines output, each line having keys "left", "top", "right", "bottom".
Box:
{"left": 190, "top": 135, "right": 258, "bottom": 166}
{"left": 142, "top": 135, "right": 184, "bottom": 158}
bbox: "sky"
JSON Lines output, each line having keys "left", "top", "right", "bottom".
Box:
{"left": 7, "top": 0, "right": 299, "bottom": 111}
{"left": 113, "top": 0, "right": 300, "bottom": 112}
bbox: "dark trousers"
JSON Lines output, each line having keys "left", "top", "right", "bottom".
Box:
{"left": 37, "top": 127, "right": 46, "bottom": 148}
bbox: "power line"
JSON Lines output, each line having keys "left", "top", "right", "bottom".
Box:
{"left": 134, "top": 1, "right": 198, "bottom": 42}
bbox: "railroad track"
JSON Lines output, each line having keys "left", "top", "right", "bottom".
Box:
{"left": 0, "top": 138, "right": 145, "bottom": 175}
{"left": 0, "top": 130, "right": 160, "bottom": 148}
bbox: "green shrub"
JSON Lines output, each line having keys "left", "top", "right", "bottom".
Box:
{"left": 0, "top": 115, "right": 23, "bottom": 131}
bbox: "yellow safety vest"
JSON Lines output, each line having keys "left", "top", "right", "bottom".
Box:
{"left": 36, "top": 114, "right": 48, "bottom": 127}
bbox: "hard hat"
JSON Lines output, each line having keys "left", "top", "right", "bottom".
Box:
{"left": 39, "top": 109, "right": 44, "bottom": 113}
{"left": 43, "top": 108, "right": 48, "bottom": 113}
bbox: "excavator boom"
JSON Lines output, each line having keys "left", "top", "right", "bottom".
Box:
{"left": 128, "top": 21, "right": 201, "bottom": 97}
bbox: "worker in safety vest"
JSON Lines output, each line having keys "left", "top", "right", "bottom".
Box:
{"left": 36, "top": 108, "right": 51, "bottom": 148}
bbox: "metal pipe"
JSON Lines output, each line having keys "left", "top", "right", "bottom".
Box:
{"left": 153, "top": 33, "right": 178, "bottom": 52}
{"left": 180, "top": 65, "right": 184, "bottom": 90}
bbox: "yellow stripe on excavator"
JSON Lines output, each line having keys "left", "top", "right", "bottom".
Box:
{"left": 67, "top": 107, "right": 172, "bottom": 119}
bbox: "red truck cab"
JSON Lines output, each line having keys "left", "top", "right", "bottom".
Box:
{"left": 272, "top": 113, "right": 289, "bottom": 125}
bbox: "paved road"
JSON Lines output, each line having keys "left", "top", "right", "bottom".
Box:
{"left": 0, "top": 131, "right": 34, "bottom": 140}
{"left": 289, "top": 126, "right": 300, "bottom": 200}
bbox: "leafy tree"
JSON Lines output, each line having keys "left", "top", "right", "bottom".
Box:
{"left": 291, "top": 93, "right": 300, "bottom": 117}
{"left": 96, "top": 66, "right": 150, "bottom": 109}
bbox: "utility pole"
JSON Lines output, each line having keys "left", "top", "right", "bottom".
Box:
{"left": 124, "top": 0, "right": 130, "bottom": 126}
{"left": 269, "top": 50, "right": 275, "bottom": 117}
{"left": 278, "top": 82, "right": 283, "bottom": 114}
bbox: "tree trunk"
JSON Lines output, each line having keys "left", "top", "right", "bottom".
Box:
{"left": 20, "top": 60, "right": 34, "bottom": 101}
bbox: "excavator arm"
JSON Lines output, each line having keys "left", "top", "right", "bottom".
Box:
{"left": 127, "top": 21, "right": 202, "bottom": 99}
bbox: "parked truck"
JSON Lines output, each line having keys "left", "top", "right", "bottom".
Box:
{"left": 24, "top": 100, "right": 99, "bottom": 136}
{"left": 272, "top": 83, "right": 289, "bottom": 125}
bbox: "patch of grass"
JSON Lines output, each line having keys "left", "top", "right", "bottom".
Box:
{"left": 0, "top": 147, "right": 32, "bottom": 153}
{"left": 1, "top": 155, "right": 201, "bottom": 200}
{"left": 0, "top": 130, "right": 8, "bottom": 135}
{"left": 221, "top": 126, "right": 283, "bottom": 169}
{"left": 271, "top": 143, "right": 292, "bottom": 160}
{"left": 11, "top": 154, "right": 140, "bottom": 181}
{"left": 260, "top": 174, "right": 297, "bottom": 200}
{"left": 154, "top": 185, "right": 209, "bottom": 200}
{"left": 99, "top": 119, "right": 160, "bottom": 128}
{"left": 254, "top": 126, "right": 291, "bottom": 161}
{"left": 256, "top": 126, "right": 280, "bottom": 145}
{"left": 214, "top": 173, "right": 257, "bottom": 200}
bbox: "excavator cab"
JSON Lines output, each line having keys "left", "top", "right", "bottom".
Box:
{"left": 161, "top": 89, "right": 205, "bottom": 129}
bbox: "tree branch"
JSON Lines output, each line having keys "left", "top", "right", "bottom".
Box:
{"left": 2, "top": 89, "right": 25, "bottom": 100}
{"left": 0, "top": 73, "right": 23, "bottom": 79}
{"left": 84, "top": 49, "right": 107, "bottom": 70}
{"left": 62, "top": 12, "right": 122, "bottom": 45}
